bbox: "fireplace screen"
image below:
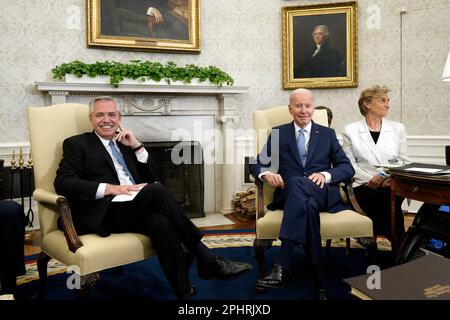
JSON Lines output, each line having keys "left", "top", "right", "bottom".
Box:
{"left": 144, "top": 141, "right": 205, "bottom": 218}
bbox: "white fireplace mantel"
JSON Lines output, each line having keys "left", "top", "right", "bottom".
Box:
{"left": 36, "top": 81, "right": 249, "bottom": 104}
{"left": 35, "top": 81, "right": 249, "bottom": 215}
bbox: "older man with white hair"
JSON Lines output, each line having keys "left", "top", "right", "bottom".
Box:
{"left": 250, "top": 89, "right": 354, "bottom": 299}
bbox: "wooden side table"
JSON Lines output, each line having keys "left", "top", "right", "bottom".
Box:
{"left": 390, "top": 170, "right": 450, "bottom": 253}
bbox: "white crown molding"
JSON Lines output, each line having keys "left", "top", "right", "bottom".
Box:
{"left": 36, "top": 81, "right": 249, "bottom": 95}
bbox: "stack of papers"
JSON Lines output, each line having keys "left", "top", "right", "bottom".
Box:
{"left": 403, "top": 167, "right": 450, "bottom": 175}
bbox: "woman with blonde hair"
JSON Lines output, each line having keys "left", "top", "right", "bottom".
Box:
{"left": 342, "top": 84, "right": 409, "bottom": 246}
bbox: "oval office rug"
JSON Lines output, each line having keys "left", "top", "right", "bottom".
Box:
{"left": 16, "top": 230, "right": 393, "bottom": 300}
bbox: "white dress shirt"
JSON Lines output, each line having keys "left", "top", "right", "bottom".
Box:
{"left": 94, "top": 132, "right": 149, "bottom": 199}
{"left": 258, "top": 121, "right": 331, "bottom": 183}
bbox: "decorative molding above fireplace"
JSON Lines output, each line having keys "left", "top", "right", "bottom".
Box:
{"left": 35, "top": 81, "right": 249, "bottom": 214}
{"left": 35, "top": 81, "right": 248, "bottom": 104}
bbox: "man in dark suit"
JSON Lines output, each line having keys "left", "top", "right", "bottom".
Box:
{"left": 102, "top": 0, "right": 188, "bottom": 40}
{"left": 294, "top": 25, "right": 345, "bottom": 78}
{"left": 0, "top": 200, "right": 26, "bottom": 297}
{"left": 250, "top": 89, "right": 354, "bottom": 299}
{"left": 54, "top": 96, "right": 252, "bottom": 300}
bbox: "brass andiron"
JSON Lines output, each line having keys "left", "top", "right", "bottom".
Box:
{"left": 10, "top": 150, "right": 16, "bottom": 198}
{"left": 9, "top": 148, "right": 35, "bottom": 228}
{"left": 19, "top": 148, "right": 24, "bottom": 169}
{"left": 11, "top": 149, "right": 16, "bottom": 169}
{"left": 25, "top": 149, "right": 34, "bottom": 227}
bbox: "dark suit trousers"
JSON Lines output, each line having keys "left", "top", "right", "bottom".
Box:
{"left": 279, "top": 176, "right": 328, "bottom": 264}
{"left": 0, "top": 201, "right": 26, "bottom": 293}
{"left": 103, "top": 183, "right": 203, "bottom": 295}
{"left": 354, "top": 185, "right": 405, "bottom": 242}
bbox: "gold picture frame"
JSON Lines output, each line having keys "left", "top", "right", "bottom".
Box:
{"left": 87, "top": 0, "right": 200, "bottom": 53}
{"left": 282, "top": 1, "right": 357, "bottom": 89}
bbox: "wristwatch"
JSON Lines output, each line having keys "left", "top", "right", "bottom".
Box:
{"left": 132, "top": 143, "right": 145, "bottom": 152}
{"left": 378, "top": 172, "right": 387, "bottom": 179}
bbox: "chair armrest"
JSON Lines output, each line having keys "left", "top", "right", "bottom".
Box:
{"left": 32, "top": 188, "right": 83, "bottom": 253}
{"left": 33, "top": 188, "right": 61, "bottom": 204}
{"left": 255, "top": 179, "right": 266, "bottom": 219}
{"left": 344, "top": 179, "right": 367, "bottom": 216}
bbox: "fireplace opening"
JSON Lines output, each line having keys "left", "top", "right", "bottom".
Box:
{"left": 143, "top": 141, "right": 205, "bottom": 219}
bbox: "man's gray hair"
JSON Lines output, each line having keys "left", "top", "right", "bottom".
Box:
{"left": 88, "top": 96, "right": 120, "bottom": 115}
{"left": 289, "top": 88, "right": 315, "bottom": 105}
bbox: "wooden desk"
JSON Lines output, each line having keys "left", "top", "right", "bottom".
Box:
{"left": 390, "top": 170, "right": 450, "bottom": 252}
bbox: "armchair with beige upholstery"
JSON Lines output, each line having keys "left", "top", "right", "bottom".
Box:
{"left": 252, "top": 106, "right": 374, "bottom": 279}
{"left": 28, "top": 103, "right": 155, "bottom": 298}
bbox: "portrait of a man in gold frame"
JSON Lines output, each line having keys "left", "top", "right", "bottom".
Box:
{"left": 87, "top": 0, "right": 200, "bottom": 53}
{"left": 282, "top": 1, "right": 357, "bottom": 89}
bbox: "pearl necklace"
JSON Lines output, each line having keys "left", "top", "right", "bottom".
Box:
{"left": 367, "top": 121, "right": 382, "bottom": 132}
{"left": 368, "top": 124, "right": 381, "bottom": 132}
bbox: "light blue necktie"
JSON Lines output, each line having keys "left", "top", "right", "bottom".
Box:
{"left": 109, "top": 140, "right": 135, "bottom": 184}
{"left": 297, "top": 128, "right": 307, "bottom": 167}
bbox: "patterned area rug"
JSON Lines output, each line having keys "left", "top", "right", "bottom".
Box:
{"left": 202, "top": 232, "right": 392, "bottom": 251}
{"left": 17, "top": 231, "right": 391, "bottom": 286}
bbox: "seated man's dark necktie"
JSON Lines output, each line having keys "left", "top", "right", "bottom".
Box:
{"left": 109, "top": 140, "right": 135, "bottom": 184}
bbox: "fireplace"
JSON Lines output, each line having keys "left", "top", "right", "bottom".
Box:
{"left": 144, "top": 141, "right": 204, "bottom": 218}
{"left": 35, "top": 80, "right": 248, "bottom": 214}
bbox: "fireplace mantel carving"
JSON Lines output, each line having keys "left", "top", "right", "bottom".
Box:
{"left": 35, "top": 81, "right": 249, "bottom": 214}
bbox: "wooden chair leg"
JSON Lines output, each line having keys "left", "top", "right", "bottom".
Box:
{"left": 325, "top": 239, "right": 332, "bottom": 256}
{"left": 345, "top": 238, "right": 351, "bottom": 255}
{"left": 33, "top": 251, "right": 51, "bottom": 300}
{"left": 253, "top": 238, "right": 273, "bottom": 279}
{"left": 253, "top": 238, "right": 273, "bottom": 294}
{"left": 77, "top": 273, "right": 100, "bottom": 300}
{"left": 366, "top": 237, "right": 378, "bottom": 266}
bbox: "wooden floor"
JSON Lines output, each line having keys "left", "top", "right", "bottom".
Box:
{"left": 24, "top": 213, "right": 415, "bottom": 256}
{"left": 198, "top": 213, "right": 256, "bottom": 231}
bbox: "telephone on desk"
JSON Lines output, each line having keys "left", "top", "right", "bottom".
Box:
{"left": 396, "top": 204, "right": 450, "bottom": 264}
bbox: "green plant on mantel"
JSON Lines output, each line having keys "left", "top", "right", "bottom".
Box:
{"left": 52, "top": 60, "right": 234, "bottom": 88}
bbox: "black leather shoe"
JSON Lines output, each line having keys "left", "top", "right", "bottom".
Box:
{"left": 256, "top": 264, "right": 292, "bottom": 288}
{"left": 198, "top": 256, "right": 253, "bottom": 281}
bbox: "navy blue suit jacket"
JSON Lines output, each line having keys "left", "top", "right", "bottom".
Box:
{"left": 250, "top": 121, "right": 355, "bottom": 213}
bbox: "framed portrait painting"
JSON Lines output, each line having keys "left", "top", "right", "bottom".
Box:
{"left": 87, "top": 0, "right": 200, "bottom": 53}
{"left": 282, "top": 1, "right": 357, "bottom": 89}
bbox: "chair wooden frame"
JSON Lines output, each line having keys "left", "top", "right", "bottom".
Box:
{"left": 28, "top": 103, "right": 154, "bottom": 299}
{"left": 251, "top": 106, "right": 375, "bottom": 282}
